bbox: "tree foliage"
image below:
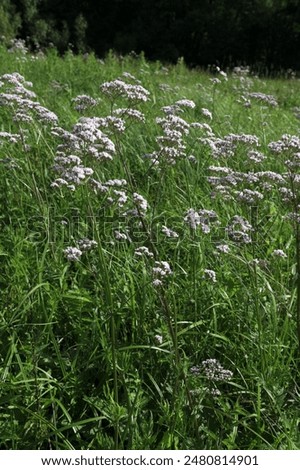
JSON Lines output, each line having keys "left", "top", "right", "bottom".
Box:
{"left": 2, "top": 0, "right": 300, "bottom": 69}
{"left": 0, "top": 0, "right": 21, "bottom": 41}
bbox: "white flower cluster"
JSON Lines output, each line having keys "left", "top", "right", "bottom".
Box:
{"left": 77, "top": 238, "right": 98, "bottom": 252}
{"left": 154, "top": 334, "right": 163, "bottom": 345}
{"left": 203, "top": 133, "right": 260, "bottom": 161}
{"left": 190, "top": 359, "right": 233, "bottom": 382}
{"left": 145, "top": 98, "right": 198, "bottom": 166}
{"left": 285, "top": 152, "right": 300, "bottom": 169}
{"left": 175, "top": 99, "right": 196, "bottom": 109}
{"left": 133, "top": 192, "right": 148, "bottom": 214}
{"left": 72, "top": 94, "right": 99, "bottom": 112}
{"left": 52, "top": 73, "right": 150, "bottom": 197}
{"left": 272, "top": 249, "right": 287, "bottom": 258}
{"left": 153, "top": 113, "right": 190, "bottom": 165}
{"left": 210, "top": 78, "right": 222, "bottom": 85}
{"left": 183, "top": 208, "right": 200, "bottom": 230}
{"left": 114, "top": 230, "right": 129, "bottom": 240}
{"left": 198, "top": 209, "right": 219, "bottom": 233}
{"left": 161, "top": 225, "right": 179, "bottom": 238}
{"left": 0, "top": 72, "right": 34, "bottom": 92}
{"left": 64, "top": 238, "right": 97, "bottom": 261}
{"left": 156, "top": 114, "right": 190, "bottom": 135}
{"left": 207, "top": 164, "right": 285, "bottom": 201}
{"left": 203, "top": 269, "right": 217, "bottom": 283}
{"left": 108, "top": 190, "right": 128, "bottom": 207}
{"left": 105, "top": 178, "right": 127, "bottom": 187}
{"left": 286, "top": 212, "right": 300, "bottom": 223}
{"left": 51, "top": 152, "right": 94, "bottom": 189}
{"left": 51, "top": 116, "right": 118, "bottom": 190}
{"left": 100, "top": 78, "right": 150, "bottom": 103}
{"left": 13, "top": 111, "right": 33, "bottom": 123}
{"left": 120, "top": 192, "right": 149, "bottom": 219}
{"left": 134, "top": 246, "right": 154, "bottom": 257}
{"left": 8, "top": 38, "right": 28, "bottom": 55}
{"left": 201, "top": 108, "right": 213, "bottom": 120}
{"left": 268, "top": 134, "right": 300, "bottom": 154}
{"left": 91, "top": 116, "right": 126, "bottom": 133}
{"left": 184, "top": 208, "right": 219, "bottom": 233}
{"left": 63, "top": 246, "right": 83, "bottom": 262}
{"left": 161, "top": 98, "right": 196, "bottom": 116}
{"left": 72, "top": 117, "right": 118, "bottom": 148}
{"left": 233, "top": 66, "right": 250, "bottom": 77}
{"left": 201, "top": 359, "right": 233, "bottom": 381}
{"left": 204, "top": 137, "right": 236, "bottom": 160}
{"left": 90, "top": 178, "right": 128, "bottom": 205}
{"left": 0, "top": 72, "right": 58, "bottom": 129}
{"left": 113, "top": 108, "right": 145, "bottom": 122}
{"left": 256, "top": 171, "right": 285, "bottom": 184}
{"left": 247, "top": 92, "right": 278, "bottom": 107}
{"left": 216, "top": 244, "right": 230, "bottom": 253}
{"left": 236, "top": 188, "right": 264, "bottom": 204}
{"left": 184, "top": 208, "right": 201, "bottom": 229}
{"left": 152, "top": 261, "right": 172, "bottom": 286}
{"left": 247, "top": 150, "right": 266, "bottom": 163}
{"left": 0, "top": 131, "right": 22, "bottom": 144}
{"left": 226, "top": 133, "right": 260, "bottom": 146}
{"left": 266, "top": 135, "right": 300, "bottom": 215}
{"left": 226, "top": 215, "right": 253, "bottom": 244}
{"left": 161, "top": 104, "right": 183, "bottom": 115}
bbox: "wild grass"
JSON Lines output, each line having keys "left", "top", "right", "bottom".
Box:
{"left": 0, "top": 45, "right": 300, "bottom": 450}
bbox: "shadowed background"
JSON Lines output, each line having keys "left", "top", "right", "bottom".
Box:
{"left": 1, "top": 0, "right": 300, "bottom": 71}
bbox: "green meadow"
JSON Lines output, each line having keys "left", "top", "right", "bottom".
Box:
{"left": 0, "top": 44, "right": 300, "bottom": 450}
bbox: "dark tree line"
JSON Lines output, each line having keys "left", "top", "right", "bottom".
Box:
{"left": 1, "top": 0, "right": 300, "bottom": 70}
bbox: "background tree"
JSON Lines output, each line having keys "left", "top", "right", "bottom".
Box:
{"left": 0, "top": 0, "right": 21, "bottom": 42}
{"left": 4, "top": 0, "right": 300, "bottom": 70}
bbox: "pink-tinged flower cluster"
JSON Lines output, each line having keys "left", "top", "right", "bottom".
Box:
{"left": 72, "top": 94, "right": 99, "bottom": 112}
{"left": 100, "top": 79, "right": 150, "bottom": 103}
{"left": 268, "top": 134, "right": 300, "bottom": 154}
{"left": 152, "top": 261, "right": 172, "bottom": 287}
{"left": 247, "top": 91, "right": 278, "bottom": 107}
{"left": 202, "top": 133, "right": 260, "bottom": 161}
{"left": 51, "top": 117, "right": 117, "bottom": 190}
{"left": 184, "top": 208, "right": 219, "bottom": 233}
{"left": 52, "top": 73, "right": 150, "bottom": 195}
{"left": 113, "top": 108, "right": 145, "bottom": 122}
{"left": 267, "top": 135, "right": 300, "bottom": 216}
{"left": 0, "top": 72, "right": 58, "bottom": 127}
{"left": 226, "top": 215, "right": 253, "bottom": 244}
